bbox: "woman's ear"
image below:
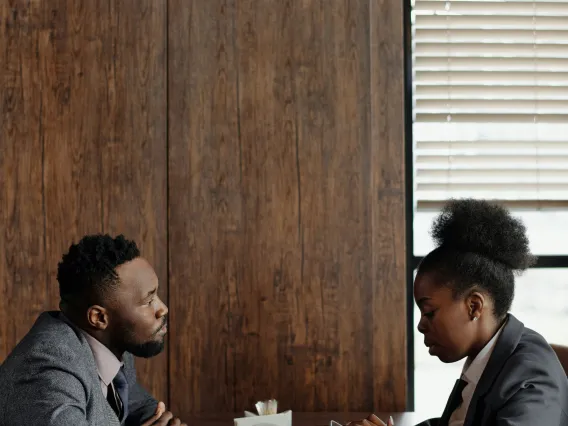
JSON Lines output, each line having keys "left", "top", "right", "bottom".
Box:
{"left": 467, "top": 291, "right": 485, "bottom": 321}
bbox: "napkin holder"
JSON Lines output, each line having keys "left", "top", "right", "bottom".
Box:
{"left": 234, "top": 410, "right": 292, "bottom": 426}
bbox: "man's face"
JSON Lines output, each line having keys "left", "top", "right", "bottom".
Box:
{"left": 107, "top": 257, "right": 168, "bottom": 358}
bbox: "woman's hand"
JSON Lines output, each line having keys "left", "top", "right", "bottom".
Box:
{"left": 346, "top": 413, "right": 394, "bottom": 426}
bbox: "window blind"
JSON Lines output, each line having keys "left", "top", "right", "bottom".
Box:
{"left": 412, "top": 0, "right": 568, "bottom": 209}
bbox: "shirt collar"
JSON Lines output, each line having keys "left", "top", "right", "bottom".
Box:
{"left": 461, "top": 320, "right": 507, "bottom": 386}
{"left": 59, "top": 311, "right": 124, "bottom": 386}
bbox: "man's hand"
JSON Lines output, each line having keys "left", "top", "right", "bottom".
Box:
{"left": 141, "top": 401, "right": 188, "bottom": 426}
{"left": 346, "top": 413, "right": 394, "bottom": 426}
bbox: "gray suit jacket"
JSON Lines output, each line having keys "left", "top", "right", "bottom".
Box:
{"left": 0, "top": 311, "right": 158, "bottom": 426}
{"left": 417, "top": 314, "right": 568, "bottom": 426}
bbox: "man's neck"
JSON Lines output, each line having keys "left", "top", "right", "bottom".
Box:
{"left": 59, "top": 310, "right": 124, "bottom": 360}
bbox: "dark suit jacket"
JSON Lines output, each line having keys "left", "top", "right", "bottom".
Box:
{"left": 0, "top": 311, "right": 158, "bottom": 426}
{"left": 417, "top": 314, "right": 568, "bottom": 426}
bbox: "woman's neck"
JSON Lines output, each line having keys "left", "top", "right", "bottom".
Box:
{"left": 467, "top": 315, "right": 506, "bottom": 362}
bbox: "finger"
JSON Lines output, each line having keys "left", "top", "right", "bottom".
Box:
{"left": 388, "top": 416, "right": 395, "bottom": 426}
{"left": 167, "top": 418, "right": 182, "bottom": 426}
{"left": 367, "top": 414, "right": 385, "bottom": 426}
{"left": 366, "top": 416, "right": 386, "bottom": 426}
{"left": 155, "top": 411, "right": 174, "bottom": 426}
{"left": 140, "top": 403, "right": 166, "bottom": 426}
{"left": 156, "top": 402, "right": 165, "bottom": 417}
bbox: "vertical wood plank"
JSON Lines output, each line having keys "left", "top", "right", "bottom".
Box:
{"left": 101, "top": 0, "right": 168, "bottom": 403}
{"left": 167, "top": 0, "right": 407, "bottom": 413}
{"left": 371, "top": 0, "right": 407, "bottom": 411}
{"left": 281, "top": 0, "right": 374, "bottom": 411}
{"left": 0, "top": 0, "right": 168, "bottom": 401}
{"left": 234, "top": 0, "right": 303, "bottom": 411}
{"left": 0, "top": 0, "right": 47, "bottom": 361}
{"left": 42, "top": 0, "right": 106, "bottom": 308}
{"left": 168, "top": 0, "right": 240, "bottom": 414}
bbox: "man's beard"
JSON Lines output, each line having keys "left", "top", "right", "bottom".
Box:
{"left": 119, "top": 319, "right": 167, "bottom": 358}
{"left": 125, "top": 338, "right": 165, "bottom": 358}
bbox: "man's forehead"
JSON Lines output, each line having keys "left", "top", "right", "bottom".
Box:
{"left": 115, "top": 257, "right": 158, "bottom": 291}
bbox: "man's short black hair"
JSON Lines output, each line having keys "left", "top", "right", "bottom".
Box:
{"left": 57, "top": 234, "right": 140, "bottom": 306}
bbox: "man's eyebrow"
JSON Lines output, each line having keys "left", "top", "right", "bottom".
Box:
{"left": 144, "top": 288, "right": 157, "bottom": 299}
{"left": 416, "top": 297, "right": 431, "bottom": 307}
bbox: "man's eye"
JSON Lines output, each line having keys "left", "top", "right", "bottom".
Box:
{"left": 147, "top": 298, "right": 154, "bottom": 306}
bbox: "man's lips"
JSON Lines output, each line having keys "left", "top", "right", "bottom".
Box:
{"left": 156, "top": 321, "right": 168, "bottom": 334}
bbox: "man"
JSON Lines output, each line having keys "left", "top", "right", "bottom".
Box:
{"left": 0, "top": 234, "right": 187, "bottom": 426}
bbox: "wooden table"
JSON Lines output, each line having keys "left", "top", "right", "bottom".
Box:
{"left": 184, "top": 412, "right": 427, "bottom": 426}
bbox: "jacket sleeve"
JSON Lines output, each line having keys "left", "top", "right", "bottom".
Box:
{"left": 495, "top": 354, "right": 566, "bottom": 425}
{"left": 3, "top": 346, "right": 90, "bottom": 425}
{"left": 123, "top": 353, "right": 159, "bottom": 426}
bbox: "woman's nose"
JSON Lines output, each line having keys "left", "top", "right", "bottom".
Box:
{"left": 417, "top": 317, "right": 427, "bottom": 334}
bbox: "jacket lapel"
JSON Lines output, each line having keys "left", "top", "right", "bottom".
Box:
{"left": 463, "top": 314, "right": 525, "bottom": 426}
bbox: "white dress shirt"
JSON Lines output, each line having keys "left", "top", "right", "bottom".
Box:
{"left": 449, "top": 322, "right": 506, "bottom": 426}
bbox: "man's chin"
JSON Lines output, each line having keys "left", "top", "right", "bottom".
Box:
{"left": 127, "top": 340, "right": 165, "bottom": 358}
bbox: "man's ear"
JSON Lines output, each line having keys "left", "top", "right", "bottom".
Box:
{"left": 86, "top": 305, "right": 109, "bottom": 330}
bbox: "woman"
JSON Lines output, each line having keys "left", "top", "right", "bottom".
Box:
{"left": 356, "top": 199, "right": 568, "bottom": 426}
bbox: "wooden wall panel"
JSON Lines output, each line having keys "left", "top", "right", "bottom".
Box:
{"left": 234, "top": 0, "right": 304, "bottom": 412}
{"left": 1, "top": 0, "right": 168, "bottom": 402}
{"left": 370, "top": 0, "right": 407, "bottom": 411}
{"left": 100, "top": 1, "right": 168, "bottom": 403}
{"left": 41, "top": 0, "right": 105, "bottom": 308}
{"left": 168, "top": 0, "right": 406, "bottom": 415}
{"left": 167, "top": 0, "right": 241, "bottom": 414}
{"left": 0, "top": 0, "right": 47, "bottom": 360}
{"left": 2, "top": 0, "right": 405, "bottom": 415}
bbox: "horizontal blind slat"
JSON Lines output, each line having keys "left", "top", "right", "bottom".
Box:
{"left": 414, "top": 56, "right": 568, "bottom": 71}
{"left": 414, "top": 1, "right": 568, "bottom": 15}
{"left": 415, "top": 14, "right": 568, "bottom": 29}
{"left": 416, "top": 99, "right": 568, "bottom": 113}
{"left": 415, "top": 85, "right": 568, "bottom": 99}
{"left": 415, "top": 28, "right": 568, "bottom": 43}
{"left": 415, "top": 140, "right": 568, "bottom": 151}
{"left": 415, "top": 113, "right": 568, "bottom": 122}
{"left": 415, "top": 70, "right": 568, "bottom": 84}
{"left": 415, "top": 43, "right": 568, "bottom": 57}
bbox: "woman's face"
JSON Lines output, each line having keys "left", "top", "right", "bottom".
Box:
{"left": 414, "top": 271, "right": 479, "bottom": 363}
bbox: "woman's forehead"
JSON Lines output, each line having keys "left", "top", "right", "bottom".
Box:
{"left": 414, "top": 272, "right": 453, "bottom": 302}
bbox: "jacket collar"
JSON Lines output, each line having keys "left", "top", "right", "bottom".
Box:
{"left": 463, "top": 313, "right": 525, "bottom": 426}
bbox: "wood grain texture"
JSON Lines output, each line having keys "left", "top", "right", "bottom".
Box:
{"left": 1, "top": 0, "right": 168, "bottom": 401}
{"left": 0, "top": 0, "right": 47, "bottom": 361}
{"left": 168, "top": 0, "right": 406, "bottom": 414}
{"left": 370, "top": 0, "right": 407, "bottom": 411}
{"left": 100, "top": 0, "right": 168, "bottom": 403}
{"left": 2, "top": 0, "right": 406, "bottom": 414}
{"left": 41, "top": 0, "right": 105, "bottom": 309}
{"left": 168, "top": 0, "right": 241, "bottom": 414}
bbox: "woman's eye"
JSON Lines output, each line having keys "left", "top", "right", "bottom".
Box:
{"left": 424, "top": 310, "right": 436, "bottom": 319}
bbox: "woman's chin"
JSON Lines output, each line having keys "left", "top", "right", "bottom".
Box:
{"left": 429, "top": 345, "right": 456, "bottom": 363}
